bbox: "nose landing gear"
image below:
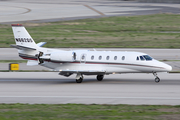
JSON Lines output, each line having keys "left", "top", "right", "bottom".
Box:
{"left": 153, "top": 72, "right": 160, "bottom": 83}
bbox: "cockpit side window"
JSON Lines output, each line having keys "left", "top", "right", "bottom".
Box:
{"left": 143, "top": 55, "right": 153, "bottom": 61}
{"left": 140, "top": 56, "right": 145, "bottom": 61}
{"left": 136, "top": 57, "right": 139, "bottom": 60}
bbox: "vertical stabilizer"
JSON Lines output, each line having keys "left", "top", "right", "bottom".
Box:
{"left": 11, "top": 24, "right": 38, "bottom": 49}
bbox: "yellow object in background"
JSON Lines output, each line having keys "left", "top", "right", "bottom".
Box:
{"left": 9, "top": 63, "right": 19, "bottom": 71}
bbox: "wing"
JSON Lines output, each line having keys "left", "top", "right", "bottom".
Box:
{"left": 59, "top": 70, "right": 106, "bottom": 77}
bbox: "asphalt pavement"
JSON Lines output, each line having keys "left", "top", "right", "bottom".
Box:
{"left": 0, "top": 72, "right": 179, "bottom": 105}
{"left": 0, "top": 0, "right": 180, "bottom": 23}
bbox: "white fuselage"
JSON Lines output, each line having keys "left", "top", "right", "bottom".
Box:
{"left": 26, "top": 48, "right": 172, "bottom": 75}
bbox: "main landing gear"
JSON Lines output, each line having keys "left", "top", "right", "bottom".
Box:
{"left": 76, "top": 73, "right": 83, "bottom": 83}
{"left": 75, "top": 74, "right": 104, "bottom": 83}
{"left": 97, "top": 75, "right": 104, "bottom": 81}
{"left": 153, "top": 72, "right": 160, "bottom": 83}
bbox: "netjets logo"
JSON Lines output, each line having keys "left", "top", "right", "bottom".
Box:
{"left": 15, "top": 38, "right": 33, "bottom": 42}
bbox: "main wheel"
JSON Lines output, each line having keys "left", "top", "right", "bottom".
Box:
{"left": 155, "top": 77, "right": 160, "bottom": 83}
{"left": 97, "top": 75, "right": 104, "bottom": 81}
{"left": 76, "top": 77, "right": 83, "bottom": 83}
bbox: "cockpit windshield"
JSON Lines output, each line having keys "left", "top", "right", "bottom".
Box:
{"left": 142, "top": 55, "right": 153, "bottom": 61}
{"left": 137, "top": 55, "right": 153, "bottom": 61}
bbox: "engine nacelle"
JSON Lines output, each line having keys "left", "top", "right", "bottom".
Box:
{"left": 50, "top": 51, "right": 76, "bottom": 62}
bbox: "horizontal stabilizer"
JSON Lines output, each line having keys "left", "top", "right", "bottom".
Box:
{"left": 37, "top": 42, "right": 47, "bottom": 47}
{"left": 27, "top": 60, "right": 38, "bottom": 66}
{"left": 10, "top": 44, "right": 36, "bottom": 50}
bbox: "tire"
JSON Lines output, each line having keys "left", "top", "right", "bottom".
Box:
{"left": 97, "top": 75, "right": 104, "bottom": 81}
{"left": 155, "top": 77, "right": 160, "bottom": 83}
{"left": 76, "top": 77, "right": 83, "bottom": 83}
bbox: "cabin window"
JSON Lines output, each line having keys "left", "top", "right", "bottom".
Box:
{"left": 91, "top": 55, "right": 94, "bottom": 60}
{"left": 140, "top": 56, "right": 145, "bottom": 61}
{"left": 99, "top": 56, "right": 102, "bottom": 60}
{"left": 136, "top": 57, "right": 139, "bottom": 60}
{"left": 122, "top": 56, "right": 125, "bottom": 60}
{"left": 106, "top": 56, "right": 110, "bottom": 60}
{"left": 114, "top": 56, "right": 117, "bottom": 60}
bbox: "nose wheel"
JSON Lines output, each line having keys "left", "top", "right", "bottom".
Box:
{"left": 155, "top": 77, "right": 160, "bottom": 83}
{"left": 153, "top": 72, "right": 160, "bottom": 83}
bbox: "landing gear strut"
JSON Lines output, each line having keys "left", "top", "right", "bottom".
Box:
{"left": 153, "top": 72, "right": 160, "bottom": 83}
{"left": 97, "top": 75, "right": 104, "bottom": 81}
{"left": 76, "top": 73, "right": 83, "bottom": 83}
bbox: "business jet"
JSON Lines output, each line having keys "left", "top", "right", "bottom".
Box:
{"left": 11, "top": 24, "right": 172, "bottom": 83}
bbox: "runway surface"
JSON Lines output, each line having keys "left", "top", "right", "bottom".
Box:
{"left": 0, "top": 0, "right": 180, "bottom": 23}
{"left": 0, "top": 72, "right": 180, "bottom": 105}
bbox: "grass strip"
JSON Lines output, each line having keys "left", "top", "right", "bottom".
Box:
{"left": 160, "top": 60, "right": 180, "bottom": 62}
{"left": 1, "top": 13, "right": 180, "bottom": 48}
{"left": 0, "top": 60, "right": 27, "bottom": 63}
{"left": 0, "top": 104, "right": 180, "bottom": 120}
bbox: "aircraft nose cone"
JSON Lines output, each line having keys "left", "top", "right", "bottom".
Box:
{"left": 166, "top": 64, "right": 172, "bottom": 72}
